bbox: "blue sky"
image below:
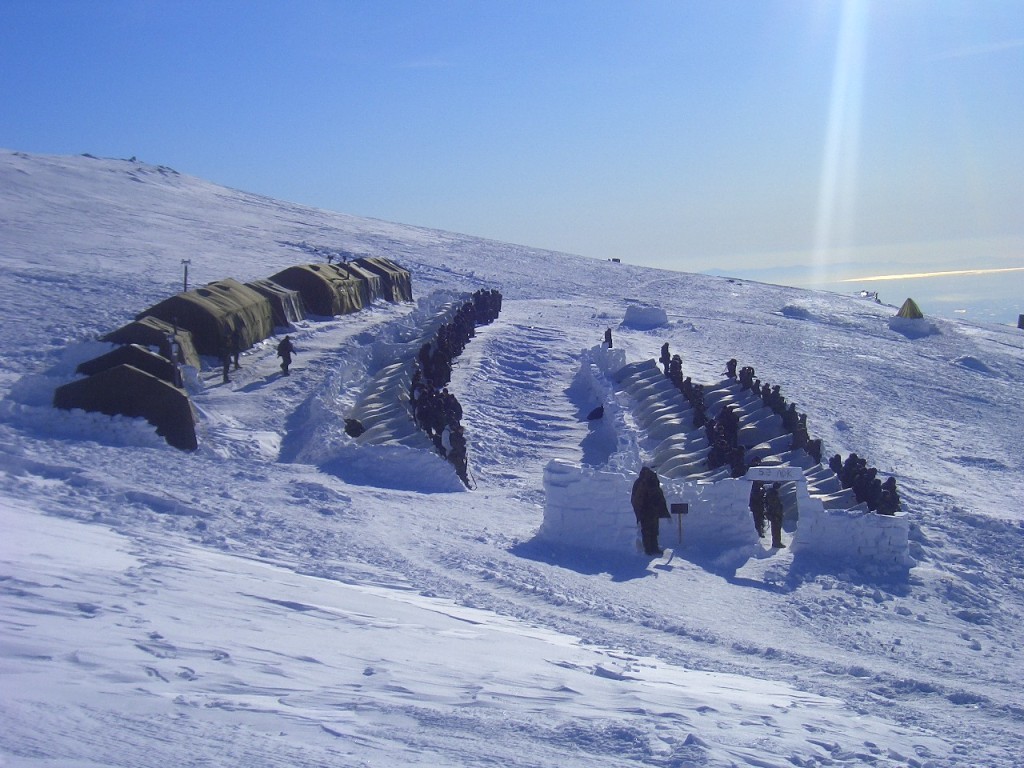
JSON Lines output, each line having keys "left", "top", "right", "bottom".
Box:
{"left": 2, "top": 1, "right": 1022, "bottom": 319}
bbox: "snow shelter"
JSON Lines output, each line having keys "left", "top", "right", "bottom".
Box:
{"left": 53, "top": 364, "right": 197, "bottom": 451}
{"left": 102, "top": 315, "right": 201, "bottom": 371}
{"left": 268, "top": 263, "right": 366, "bottom": 317}
{"left": 137, "top": 278, "right": 274, "bottom": 358}
{"left": 77, "top": 343, "right": 177, "bottom": 384}
{"left": 355, "top": 256, "right": 413, "bottom": 302}
{"left": 245, "top": 278, "right": 307, "bottom": 327}
{"left": 895, "top": 297, "right": 924, "bottom": 319}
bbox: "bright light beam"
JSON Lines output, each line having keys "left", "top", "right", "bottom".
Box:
{"left": 813, "top": 0, "right": 869, "bottom": 285}
{"left": 839, "top": 266, "right": 1024, "bottom": 282}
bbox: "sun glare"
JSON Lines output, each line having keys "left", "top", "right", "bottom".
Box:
{"left": 812, "top": 0, "right": 869, "bottom": 285}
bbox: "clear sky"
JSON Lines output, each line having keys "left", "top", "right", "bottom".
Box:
{"left": 2, "top": 1, "right": 1022, "bottom": 318}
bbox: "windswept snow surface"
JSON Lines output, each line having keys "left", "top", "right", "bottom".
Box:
{"left": 2, "top": 150, "right": 1023, "bottom": 767}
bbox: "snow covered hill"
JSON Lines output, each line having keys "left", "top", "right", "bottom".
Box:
{"left": 1, "top": 149, "right": 1023, "bottom": 767}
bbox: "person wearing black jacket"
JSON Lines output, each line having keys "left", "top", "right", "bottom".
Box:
{"left": 631, "top": 466, "right": 669, "bottom": 556}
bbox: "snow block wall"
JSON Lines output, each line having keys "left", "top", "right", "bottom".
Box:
{"left": 539, "top": 460, "right": 637, "bottom": 552}
{"left": 661, "top": 477, "right": 759, "bottom": 553}
{"left": 540, "top": 460, "right": 759, "bottom": 555}
{"left": 571, "top": 345, "right": 640, "bottom": 471}
{"left": 792, "top": 500, "right": 916, "bottom": 570}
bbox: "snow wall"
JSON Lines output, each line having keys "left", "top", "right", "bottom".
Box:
{"left": 541, "top": 460, "right": 914, "bottom": 569}
{"left": 541, "top": 331, "right": 916, "bottom": 571}
{"left": 539, "top": 459, "right": 757, "bottom": 555}
{"left": 792, "top": 500, "right": 916, "bottom": 569}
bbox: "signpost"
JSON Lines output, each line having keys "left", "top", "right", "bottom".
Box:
{"left": 670, "top": 502, "right": 688, "bottom": 544}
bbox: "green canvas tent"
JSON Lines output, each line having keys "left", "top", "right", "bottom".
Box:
{"left": 54, "top": 364, "right": 197, "bottom": 450}
{"left": 896, "top": 298, "right": 924, "bottom": 319}
{"left": 333, "top": 261, "right": 383, "bottom": 304}
{"left": 138, "top": 278, "right": 274, "bottom": 358}
{"left": 355, "top": 257, "right": 413, "bottom": 302}
{"left": 102, "top": 315, "right": 201, "bottom": 370}
{"left": 268, "top": 263, "right": 365, "bottom": 317}
{"left": 77, "top": 343, "right": 177, "bottom": 384}
{"left": 246, "top": 278, "right": 307, "bottom": 327}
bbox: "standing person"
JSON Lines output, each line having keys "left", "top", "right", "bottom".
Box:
{"left": 630, "top": 466, "right": 668, "bottom": 556}
{"left": 276, "top": 335, "right": 296, "bottom": 376}
{"left": 765, "top": 483, "right": 785, "bottom": 548}
{"left": 219, "top": 333, "right": 232, "bottom": 384}
{"left": 603, "top": 327, "right": 613, "bottom": 348}
{"left": 749, "top": 481, "right": 766, "bottom": 538}
{"left": 229, "top": 324, "right": 244, "bottom": 370}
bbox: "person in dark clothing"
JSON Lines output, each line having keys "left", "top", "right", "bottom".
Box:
{"left": 749, "top": 481, "right": 766, "bottom": 538}
{"left": 726, "top": 358, "right": 738, "bottom": 379}
{"left": 659, "top": 343, "right": 671, "bottom": 375}
{"left": 229, "top": 325, "right": 244, "bottom": 370}
{"left": 765, "top": 483, "right": 785, "bottom": 548}
{"left": 219, "top": 333, "right": 232, "bottom": 383}
{"left": 276, "top": 335, "right": 295, "bottom": 376}
{"left": 630, "top": 466, "right": 668, "bottom": 556}
{"left": 603, "top": 327, "right": 613, "bottom": 348}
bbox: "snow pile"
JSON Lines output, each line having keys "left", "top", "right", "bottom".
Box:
{"left": 621, "top": 302, "right": 668, "bottom": 329}
{"left": 888, "top": 315, "right": 940, "bottom": 338}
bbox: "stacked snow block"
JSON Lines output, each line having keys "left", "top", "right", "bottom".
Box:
{"left": 572, "top": 344, "right": 640, "bottom": 470}
{"left": 791, "top": 500, "right": 916, "bottom": 570}
{"left": 540, "top": 460, "right": 637, "bottom": 552}
{"left": 540, "top": 461, "right": 759, "bottom": 556}
{"left": 661, "top": 477, "right": 760, "bottom": 553}
{"left": 349, "top": 360, "right": 431, "bottom": 449}
{"left": 614, "top": 359, "right": 726, "bottom": 481}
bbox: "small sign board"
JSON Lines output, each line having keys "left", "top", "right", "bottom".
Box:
{"left": 744, "top": 466, "right": 806, "bottom": 483}
{"left": 670, "top": 502, "right": 689, "bottom": 515}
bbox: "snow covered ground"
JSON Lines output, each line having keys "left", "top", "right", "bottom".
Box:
{"left": 1, "top": 149, "right": 1023, "bottom": 767}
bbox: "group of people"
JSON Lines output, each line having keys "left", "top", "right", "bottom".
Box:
{"left": 829, "top": 453, "right": 901, "bottom": 515}
{"left": 409, "top": 289, "right": 503, "bottom": 487}
{"left": 749, "top": 481, "right": 786, "bottom": 548}
{"left": 218, "top": 324, "right": 296, "bottom": 383}
{"left": 727, "top": 358, "right": 823, "bottom": 465}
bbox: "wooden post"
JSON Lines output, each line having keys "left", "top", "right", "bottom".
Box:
{"left": 670, "top": 502, "right": 688, "bottom": 544}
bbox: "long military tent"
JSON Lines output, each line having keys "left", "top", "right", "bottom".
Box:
{"left": 355, "top": 257, "right": 413, "bottom": 302}
{"left": 138, "top": 278, "right": 274, "bottom": 357}
{"left": 268, "top": 263, "right": 366, "bottom": 317}
{"left": 54, "top": 364, "right": 198, "bottom": 451}
{"left": 246, "top": 278, "right": 307, "bottom": 327}
{"left": 77, "top": 343, "right": 178, "bottom": 384}
{"left": 101, "top": 315, "right": 201, "bottom": 370}
{"left": 333, "top": 261, "right": 383, "bottom": 305}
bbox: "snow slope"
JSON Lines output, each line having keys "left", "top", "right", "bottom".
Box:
{"left": 1, "top": 149, "right": 1023, "bottom": 767}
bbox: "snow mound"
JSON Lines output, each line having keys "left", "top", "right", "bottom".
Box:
{"left": 952, "top": 355, "right": 993, "bottom": 374}
{"left": 888, "top": 316, "right": 940, "bottom": 338}
{"left": 621, "top": 303, "right": 668, "bottom": 329}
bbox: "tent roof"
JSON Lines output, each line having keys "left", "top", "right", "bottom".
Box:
{"left": 896, "top": 298, "right": 924, "bottom": 319}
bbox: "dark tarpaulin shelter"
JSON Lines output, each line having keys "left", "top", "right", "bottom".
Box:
{"left": 102, "top": 315, "right": 201, "bottom": 370}
{"left": 355, "top": 257, "right": 413, "bottom": 302}
{"left": 54, "top": 364, "right": 198, "bottom": 451}
{"left": 246, "top": 278, "right": 307, "bottom": 327}
{"left": 268, "top": 263, "right": 365, "bottom": 317}
{"left": 77, "top": 343, "right": 177, "bottom": 384}
{"left": 137, "top": 278, "right": 274, "bottom": 358}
